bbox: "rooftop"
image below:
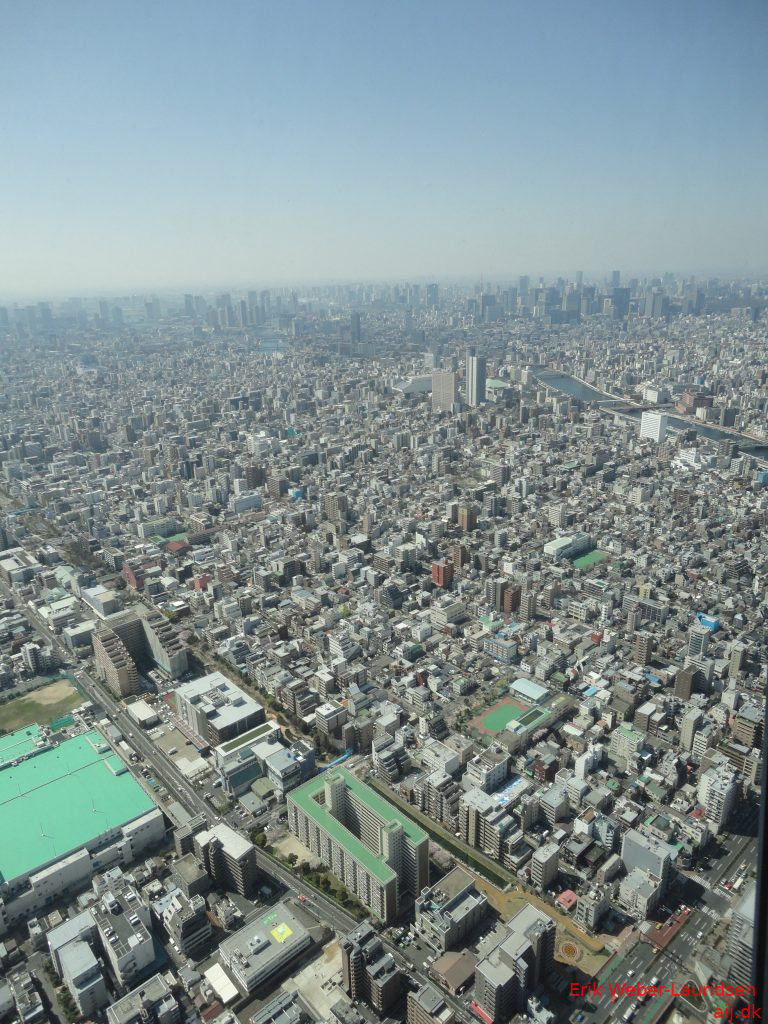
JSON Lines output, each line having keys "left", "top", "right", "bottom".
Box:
{"left": 0, "top": 725, "right": 43, "bottom": 768}
{"left": 0, "top": 728, "right": 155, "bottom": 886}
{"left": 288, "top": 767, "right": 427, "bottom": 884}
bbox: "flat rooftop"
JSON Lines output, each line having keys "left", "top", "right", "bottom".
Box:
{"left": 219, "top": 721, "right": 277, "bottom": 753}
{"left": 289, "top": 767, "right": 427, "bottom": 884}
{"left": 0, "top": 728, "right": 156, "bottom": 886}
{"left": 220, "top": 902, "right": 309, "bottom": 983}
{"left": 0, "top": 725, "right": 42, "bottom": 767}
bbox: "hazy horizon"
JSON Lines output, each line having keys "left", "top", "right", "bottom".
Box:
{"left": 3, "top": 0, "right": 767, "bottom": 296}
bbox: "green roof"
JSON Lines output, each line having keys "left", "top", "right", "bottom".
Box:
{"left": 220, "top": 722, "right": 276, "bottom": 752}
{"left": 288, "top": 767, "right": 427, "bottom": 884}
{"left": 0, "top": 729, "right": 156, "bottom": 886}
{"left": 0, "top": 725, "right": 42, "bottom": 767}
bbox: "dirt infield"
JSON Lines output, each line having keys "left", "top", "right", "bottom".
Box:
{"left": 0, "top": 678, "right": 81, "bottom": 731}
{"left": 469, "top": 696, "right": 528, "bottom": 735}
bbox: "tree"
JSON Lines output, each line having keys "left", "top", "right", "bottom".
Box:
{"left": 286, "top": 852, "right": 298, "bottom": 868}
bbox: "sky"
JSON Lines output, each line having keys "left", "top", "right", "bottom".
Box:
{"left": 1, "top": 0, "right": 767, "bottom": 297}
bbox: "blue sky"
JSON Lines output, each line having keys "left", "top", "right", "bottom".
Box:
{"left": 1, "top": 0, "right": 766, "bottom": 295}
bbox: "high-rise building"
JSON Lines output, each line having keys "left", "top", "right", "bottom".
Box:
{"left": 727, "top": 882, "right": 756, "bottom": 990}
{"left": 680, "top": 708, "right": 703, "bottom": 750}
{"left": 687, "top": 623, "right": 710, "bottom": 661}
{"left": 633, "top": 632, "right": 655, "bottom": 666}
{"left": 432, "top": 370, "right": 457, "bottom": 413}
{"left": 466, "top": 348, "right": 487, "bottom": 407}
{"left": 458, "top": 504, "right": 478, "bottom": 533}
{"left": 474, "top": 904, "right": 556, "bottom": 1022}
{"left": 407, "top": 983, "right": 455, "bottom": 1024}
{"left": 193, "top": 822, "right": 258, "bottom": 897}
{"left": 432, "top": 559, "right": 454, "bottom": 589}
{"left": 698, "top": 765, "right": 739, "bottom": 833}
{"left": 350, "top": 312, "right": 362, "bottom": 343}
{"left": 93, "top": 609, "right": 188, "bottom": 697}
{"left": 621, "top": 829, "right": 672, "bottom": 892}
{"left": 639, "top": 411, "right": 668, "bottom": 443}
{"left": 340, "top": 922, "right": 401, "bottom": 1015}
{"left": 287, "top": 768, "right": 428, "bottom": 923}
{"left": 531, "top": 842, "right": 559, "bottom": 891}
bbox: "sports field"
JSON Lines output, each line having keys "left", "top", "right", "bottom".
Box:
{"left": 0, "top": 679, "right": 82, "bottom": 733}
{"left": 469, "top": 697, "right": 527, "bottom": 735}
{"left": 573, "top": 549, "right": 610, "bottom": 569}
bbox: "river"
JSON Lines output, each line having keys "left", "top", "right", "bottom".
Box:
{"left": 534, "top": 370, "right": 768, "bottom": 462}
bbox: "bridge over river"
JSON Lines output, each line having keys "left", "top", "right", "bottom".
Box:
{"left": 533, "top": 369, "right": 768, "bottom": 463}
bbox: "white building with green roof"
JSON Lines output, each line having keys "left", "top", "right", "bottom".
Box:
{"left": 287, "top": 767, "right": 428, "bottom": 923}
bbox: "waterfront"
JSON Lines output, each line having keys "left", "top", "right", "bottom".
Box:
{"left": 535, "top": 370, "right": 768, "bottom": 461}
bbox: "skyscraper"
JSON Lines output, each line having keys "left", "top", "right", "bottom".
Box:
{"left": 466, "top": 347, "right": 486, "bottom": 407}
{"left": 432, "top": 370, "right": 457, "bottom": 413}
{"left": 350, "top": 312, "right": 361, "bottom": 343}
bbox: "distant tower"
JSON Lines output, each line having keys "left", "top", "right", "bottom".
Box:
{"left": 466, "top": 347, "right": 487, "bottom": 407}
{"left": 350, "top": 312, "right": 361, "bottom": 344}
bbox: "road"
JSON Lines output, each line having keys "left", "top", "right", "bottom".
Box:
{"left": 3, "top": 580, "right": 477, "bottom": 1023}
{"left": 7, "top": 576, "right": 754, "bottom": 1024}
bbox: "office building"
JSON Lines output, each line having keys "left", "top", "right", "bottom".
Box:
{"left": 106, "top": 974, "right": 180, "bottom": 1024}
{"left": 59, "top": 941, "right": 108, "bottom": 1016}
{"left": 219, "top": 904, "right": 311, "bottom": 994}
{"left": 633, "top": 632, "right": 654, "bottom": 666}
{"left": 432, "top": 559, "right": 454, "bottom": 589}
{"left": 162, "top": 892, "right": 211, "bottom": 960}
{"left": 639, "top": 412, "right": 668, "bottom": 443}
{"left": 459, "top": 789, "right": 515, "bottom": 861}
{"left": 175, "top": 671, "right": 265, "bottom": 747}
{"left": 687, "top": 623, "right": 710, "bottom": 661}
{"left": 466, "top": 349, "right": 487, "bottom": 407}
{"left": 698, "top": 765, "right": 739, "bottom": 833}
{"left": 92, "top": 880, "right": 154, "bottom": 991}
{"left": 621, "top": 829, "right": 673, "bottom": 892}
{"left": 340, "top": 922, "right": 401, "bottom": 1016}
{"left": 531, "top": 842, "right": 559, "bottom": 891}
{"left": 287, "top": 768, "right": 428, "bottom": 923}
{"left": 432, "top": 371, "right": 457, "bottom": 413}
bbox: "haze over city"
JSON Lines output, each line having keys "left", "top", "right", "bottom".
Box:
{"left": 2, "top": 0, "right": 767, "bottom": 298}
{"left": 1, "top": 5, "right": 768, "bottom": 1024}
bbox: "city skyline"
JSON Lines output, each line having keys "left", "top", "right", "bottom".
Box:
{"left": 2, "top": 0, "right": 767, "bottom": 295}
